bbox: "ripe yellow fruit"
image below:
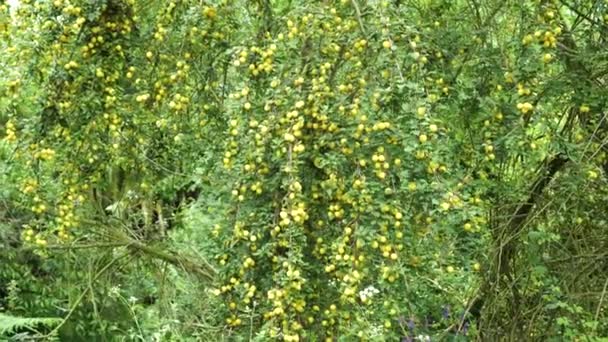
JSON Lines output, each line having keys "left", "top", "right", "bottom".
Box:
{"left": 203, "top": 6, "right": 217, "bottom": 19}
{"left": 542, "top": 53, "right": 553, "bottom": 63}
{"left": 446, "top": 266, "right": 454, "bottom": 273}
{"left": 587, "top": 170, "right": 598, "bottom": 180}
{"left": 382, "top": 40, "right": 392, "bottom": 49}
{"left": 473, "top": 263, "right": 481, "bottom": 271}
{"left": 419, "top": 134, "right": 428, "bottom": 143}
{"left": 429, "top": 124, "right": 438, "bottom": 133}
{"left": 284, "top": 133, "right": 295, "bottom": 142}
{"left": 417, "top": 107, "right": 426, "bottom": 117}
{"left": 517, "top": 102, "right": 534, "bottom": 114}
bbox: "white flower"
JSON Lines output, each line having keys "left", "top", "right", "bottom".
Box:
{"left": 109, "top": 286, "right": 121, "bottom": 298}
{"left": 358, "top": 285, "right": 380, "bottom": 301}
{"left": 369, "top": 324, "right": 383, "bottom": 337}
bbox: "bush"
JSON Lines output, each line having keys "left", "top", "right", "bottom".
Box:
{"left": 1, "top": 0, "right": 607, "bottom": 340}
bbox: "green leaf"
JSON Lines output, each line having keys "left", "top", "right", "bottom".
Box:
{"left": 0, "top": 313, "right": 61, "bottom": 337}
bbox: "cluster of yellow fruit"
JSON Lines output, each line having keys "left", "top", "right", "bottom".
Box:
{"left": 22, "top": 227, "right": 47, "bottom": 247}
{"left": 3, "top": 120, "right": 17, "bottom": 142}
{"left": 235, "top": 44, "right": 277, "bottom": 76}
{"left": 35, "top": 148, "right": 56, "bottom": 161}
{"left": 521, "top": 27, "right": 560, "bottom": 50}
{"left": 20, "top": 179, "right": 38, "bottom": 194}
{"left": 517, "top": 83, "right": 532, "bottom": 96}
{"left": 6, "top": 0, "right": 133, "bottom": 247}
{"left": 3, "top": 0, "right": 502, "bottom": 339}
{"left": 213, "top": 2, "right": 470, "bottom": 338}
{"left": 29, "top": 195, "right": 47, "bottom": 215}
{"left": 517, "top": 102, "right": 534, "bottom": 114}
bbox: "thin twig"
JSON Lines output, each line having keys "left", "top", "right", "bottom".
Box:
{"left": 45, "top": 252, "right": 129, "bottom": 338}
{"left": 351, "top": 0, "right": 366, "bottom": 35}
{"left": 595, "top": 276, "right": 608, "bottom": 321}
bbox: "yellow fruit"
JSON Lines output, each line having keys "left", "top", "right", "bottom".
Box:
{"left": 203, "top": 6, "right": 217, "bottom": 19}
{"left": 284, "top": 133, "right": 295, "bottom": 142}
{"left": 417, "top": 107, "right": 426, "bottom": 117}
{"left": 517, "top": 102, "right": 534, "bottom": 114}
{"left": 587, "top": 170, "right": 598, "bottom": 179}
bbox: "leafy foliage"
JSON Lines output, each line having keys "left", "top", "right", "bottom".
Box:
{"left": 1, "top": 0, "right": 607, "bottom": 340}
{"left": 0, "top": 313, "right": 61, "bottom": 338}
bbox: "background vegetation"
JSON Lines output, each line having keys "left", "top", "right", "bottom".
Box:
{"left": 1, "top": 0, "right": 607, "bottom": 340}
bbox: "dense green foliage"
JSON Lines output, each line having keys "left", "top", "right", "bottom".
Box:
{"left": 1, "top": 0, "right": 607, "bottom": 340}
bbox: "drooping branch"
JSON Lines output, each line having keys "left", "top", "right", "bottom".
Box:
{"left": 508, "top": 153, "right": 569, "bottom": 230}
{"left": 472, "top": 153, "right": 569, "bottom": 336}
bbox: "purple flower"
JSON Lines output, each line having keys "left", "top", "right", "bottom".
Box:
{"left": 442, "top": 305, "right": 450, "bottom": 319}
{"left": 461, "top": 321, "right": 469, "bottom": 335}
{"left": 407, "top": 317, "right": 415, "bottom": 331}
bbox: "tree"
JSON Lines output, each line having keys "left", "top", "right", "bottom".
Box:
{"left": 1, "top": 0, "right": 607, "bottom": 340}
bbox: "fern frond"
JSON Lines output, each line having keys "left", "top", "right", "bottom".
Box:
{"left": 0, "top": 313, "right": 61, "bottom": 337}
